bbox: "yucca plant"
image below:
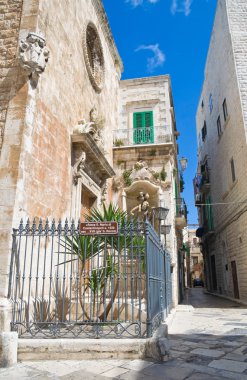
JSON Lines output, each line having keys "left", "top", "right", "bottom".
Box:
{"left": 52, "top": 278, "right": 71, "bottom": 322}
{"left": 60, "top": 203, "right": 145, "bottom": 322}
{"left": 85, "top": 255, "right": 118, "bottom": 320}
{"left": 58, "top": 233, "right": 104, "bottom": 320}
{"left": 84, "top": 203, "right": 131, "bottom": 320}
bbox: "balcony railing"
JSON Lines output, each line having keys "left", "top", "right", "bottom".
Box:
{"left": 174, "top": 198, "right": 187, "bottom": 229}
{"left": 113, "top": 126, "right": 173, "bottom": 147}
{"left": 175, "top": 198, "right": 188, "bottom": 219}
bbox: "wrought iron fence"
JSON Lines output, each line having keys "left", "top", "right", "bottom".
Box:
{"left": 8, "top": 219, "right": 172, "bottom": 339}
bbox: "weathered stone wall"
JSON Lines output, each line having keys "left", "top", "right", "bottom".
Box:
{"left": 0, "top": 0, "right": 122, "bottom": 297}
{"left": 0, "top": 0, "right": 23, "bottom": 151}
{"left": 114, "top": 76, "right": 180, "bottom": 306}
{"left": 196, "top": 0, "right": 247, "bottom": 300}
{"left": 0, "top": 0, "right": 40, "bottom": 298}
{"left": 227, "top": 0, "right": 247, "bottom": 139}
{"left": 15, "top": 0, "right": 121, "bottom": 222}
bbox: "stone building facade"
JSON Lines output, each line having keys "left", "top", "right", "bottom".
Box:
{"left": 113, "top": 76, "right": 186, "bottom": 306}
{"left": 0, "top": 0, "right": 122, "bottom": 300}
{"left": 195, "top": 0, "right": 247, "bottom": 301}
{"left": 0, "top": 0, "right": 184, "bottom": 328}
{"left": 183, "top": 229, "right": 204, "bottom": 288}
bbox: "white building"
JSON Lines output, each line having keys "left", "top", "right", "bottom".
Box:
{"left": 113, "top": 75, "right": 187, "bottom": 306}
{"left": 195, "top": 0, "right": 247, "bottom": 301}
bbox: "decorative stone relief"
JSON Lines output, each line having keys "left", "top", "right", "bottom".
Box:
{"left": 19, "top": 32, "right": 49, "bottom": 84}
{"left": 72, "top": 147, "right": 86, "bottom": 185}
{"left": 83, "top": 22, "right": 105, "bottom": 93}
{"left": 112, "top": 161, "right": 171, "bottom": 192}
{"left": 73, "top": 119, "right": 103, "bottom": 146}
{"left": 130, "top": 192, "right": 150, "bottom": 220}
{"left": 130, "top": 161, "right": 152, "bottom": 182}
{"left": 112, "top": 176, "right": 122, "bottom": 192}
{"left": 101, "top": 182, "right": 108, "bottom": 204}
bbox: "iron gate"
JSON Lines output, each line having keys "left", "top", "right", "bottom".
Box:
{"left": 8, "top": 218, "right": 171, "bottom": 338}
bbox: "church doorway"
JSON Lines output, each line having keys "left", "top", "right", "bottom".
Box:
{"left": 80, "top": 185, "right": 97, "bottom": 221}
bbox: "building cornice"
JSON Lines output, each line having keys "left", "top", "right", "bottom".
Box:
{"left": 92, "top": 0, "right": 123, "bottom": 74}
{"left": 120, "top": 75, "right": 169, "bottom": 86}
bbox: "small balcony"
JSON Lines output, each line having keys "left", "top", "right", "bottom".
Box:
{"left": 175, "top": 198, "right": 187, "bottom": 229}
{"left": 113, "top": 125, "right": 173, "bottom": 148}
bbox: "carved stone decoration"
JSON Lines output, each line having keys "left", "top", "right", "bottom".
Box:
{"left": 130, "top": 161, "right": 152, "bottom": 182}
{"left": 89, "top": 106, "right": 97, "bottom": 123}
{"left": 72, "top": 147, "right": 86, "bottom": 185}
{"left": 112, "top": 176, "right": 122, "bottom": 192}
{"left": 19, "top": 32, "right": 49, "bottom": 84}
{"left": 73, "top": 119, "right": 103, "bottom": 146}
{"left": 83, "top": 22, "right": 105, "bottom": 93}
{"left": 101, "top": 182, "right": 108, "bottom": 204}
{"left": 130, "top": 192, "right": 150, "bottom": 220}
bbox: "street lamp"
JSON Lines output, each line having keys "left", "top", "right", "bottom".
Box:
{"left": 160, "top": 224, "right": 171, "bottom": 245}
{"left": 152, "top": 207, "right": 169, "bottom": 221}
{"left": 179, "top": 157, "right": 188, "bottom": 172}
{"left": 152, "top": 207, "right": 169, "bottom": 240}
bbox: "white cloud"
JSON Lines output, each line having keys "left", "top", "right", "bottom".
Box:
{"left": 171, "top": 0, "right": 193, "bottom": 16}
{"left": 135, "top": 43, "right": 165, "bottom": 72}
{"left": 126, "top": 0, "right": 159, "bottom": 7}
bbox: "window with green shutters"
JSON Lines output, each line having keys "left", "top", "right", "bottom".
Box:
{"left": 133, "top": 111, "right": 154, "bottom": 144}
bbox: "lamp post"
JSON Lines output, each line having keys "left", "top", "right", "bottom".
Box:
{"left": 152, "top": 207, "right": 169, "bottom": 240}
{"left": 160, "top": 224, "right": 171, "bottom": 246}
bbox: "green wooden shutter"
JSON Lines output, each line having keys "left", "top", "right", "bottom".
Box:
{"left": 144, "top": 112, "right": 154, "bottom": 143}
{"left": 133, "top": 111, "right": 154, "bottom": 144}
{"left": 133, "top": 112, "right": 143, "bottom": 144}
{"left": 174, "top": 179, "right": 179, "bottom": 215}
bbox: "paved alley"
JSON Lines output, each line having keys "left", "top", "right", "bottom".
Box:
{"left": 1, "top": 289, "right": 247, "bottom": 379}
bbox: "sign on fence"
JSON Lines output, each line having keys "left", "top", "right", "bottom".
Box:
{"left": 79, "top": 221, "right": 118, "bottom": 235}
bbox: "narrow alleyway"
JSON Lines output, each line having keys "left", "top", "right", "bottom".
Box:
{"left": 168, "top": 288, "right": 247, "bottom": 379}
{"left": 1, "top": 289, "right": 247, "bottom": 379}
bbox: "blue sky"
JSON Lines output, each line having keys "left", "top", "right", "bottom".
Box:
{"left": 102, "top": 0, "right": 217, "bottom": 224}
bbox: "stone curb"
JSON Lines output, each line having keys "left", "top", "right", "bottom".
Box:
{"left": 204, "top": 290, "right": 247, "bottom": 306}
{"left": 18, "top": 323, "right": 169, "bottom": 362}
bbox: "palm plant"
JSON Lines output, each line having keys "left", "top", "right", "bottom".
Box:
{"left": 85, "top": 203, "right": 131, "bottom": 320}
{"left": 60, "top": 203, "right": 145, "bottom": 322}
{"left": 59, "top": 233, "right": 104, "bottom": 320}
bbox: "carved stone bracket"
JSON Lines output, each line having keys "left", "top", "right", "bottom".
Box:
{"left": 101, "top": 182, "right": 108, "bottom": 204}
{"left": 71, "top": 133, "right": 115, "bottom": 188}
{"left": 73, "top": 118, "right": 103, "bottom": 148}
{"left": 72, "top": 148, "right": 86, "bottom": 185}
{"left": 19, "top": 32, "right": 49, "bottom": 85}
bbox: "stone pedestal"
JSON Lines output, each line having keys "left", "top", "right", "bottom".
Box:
{"left": 0, "top": 298, "right": 12, "bottom": 332}
{"left": 0, "top": 299, "right": 17, "bottom": 367}
{"left": 0, "top": 332, "right": 18, "bottom": 367}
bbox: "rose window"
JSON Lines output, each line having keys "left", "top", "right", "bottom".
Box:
{"left": 83, "top": 22, "right": 105, "bottom": 93}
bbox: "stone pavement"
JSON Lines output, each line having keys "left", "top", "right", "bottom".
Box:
{"left": 1, "top": 288, "right": 247, "bottom": 379}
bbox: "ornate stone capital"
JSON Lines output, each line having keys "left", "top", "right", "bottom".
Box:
{"left": 19, "top": 32, "right": 49, "bottom": 83}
